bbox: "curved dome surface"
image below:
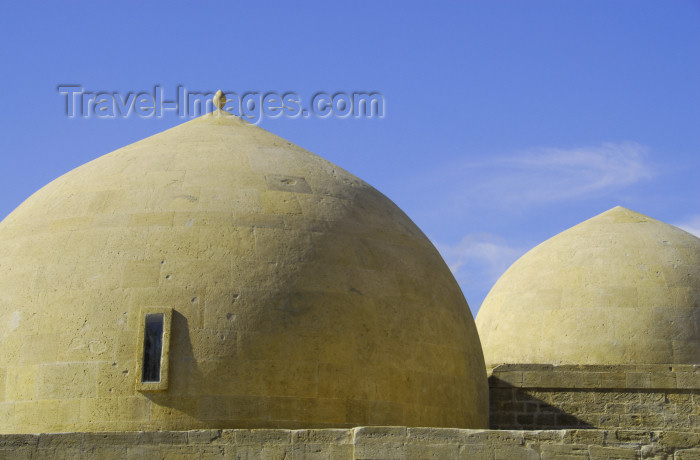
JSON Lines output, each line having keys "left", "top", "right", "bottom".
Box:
{"left": 476, "top": 206, "right": 700, "bottom": 368}
{"left": 0, "top": 111, "right": 488, "bottom": 433}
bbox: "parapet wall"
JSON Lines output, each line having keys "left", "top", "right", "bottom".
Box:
{"left": 2, "top": 427, "right": 700, "bottom": 459}
{"left": 489, "top": 364, "right": 700, "bottom": 432}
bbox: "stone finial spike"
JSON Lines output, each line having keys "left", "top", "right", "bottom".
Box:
{"left": 213, "top": 90, "right": 226, "bottom": 110}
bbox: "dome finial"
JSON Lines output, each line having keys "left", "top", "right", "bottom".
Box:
{"left": 213, "top": 90, "right": 226, "bottom": 110}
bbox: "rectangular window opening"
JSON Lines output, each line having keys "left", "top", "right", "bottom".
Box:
{"left": 142, "top": 313, "right": 164, "bottom": 383}
{"left": 136, "top": 307, "right": 171, "bottom": 391}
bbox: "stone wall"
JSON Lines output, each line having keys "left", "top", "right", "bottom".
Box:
{"left": 490, "top": 364, "right": 700, "bottom": 432}
{"left": 1, "top": 427, "right": 700, "bottom": 459}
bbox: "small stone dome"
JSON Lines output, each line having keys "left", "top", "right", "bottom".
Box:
{"left": 0, "top": 111, "right": 488, "bottom": 433}
{"left": 476, "top": 206, "right": 700, "bottom": 368}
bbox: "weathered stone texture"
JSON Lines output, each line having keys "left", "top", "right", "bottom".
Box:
{"left": 490, "top": 364, "right": 700, "bottom": 432}
{"left": 476, "top": 206, "right": 700, "bottom": 369}
{"left": 0, "top": 111, "right": 488, "bottom": 432}
{"left": 1, "top": 428, "right": 700, "bottom": 459}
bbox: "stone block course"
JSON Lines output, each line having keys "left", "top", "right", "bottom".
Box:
{"left": 1, "top": 427, "right": 700, "bottom": 459}
{"left": 489, "top": 365, "right": 700, "bottom": 432}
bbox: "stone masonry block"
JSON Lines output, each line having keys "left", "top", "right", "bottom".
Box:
{"left": 650, "top": 372, "right": 677, "bottom": 389}
{"left": 601, "top": 372, "right": 627, "bottom": 388}
{"left": 541, "top": 443, "right": 590, "bottom": 459}
{"left": 588, "top": 445, "right": 640, "bottom": 459}
{"left": 187, "top": 429, "right": 224, "bottom": 445}
{"left": 657, "top": 431, "right": 700, "bottom": 448}
{"left": 675, "top": 448, "right": 700, "bottom": 460}
{"left": 494, "top": 445, "right": 540, "bottom": 460}
{"left": 676, "top": 373, "right": 700, "bottom": 390}
{"left": 627, "top": 373, "right": 652, "bottom": 389}
{"left": 563, "top": 430, "right": 606, "bottom": 445}
{"left": 492, "top": 371, "right": 523, "bottom": 387}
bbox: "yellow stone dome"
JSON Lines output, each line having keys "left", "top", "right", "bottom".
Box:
{"left": 0, "top": 112, "right": 488, "bottom": 433}
{"left": 476, "top": 206, "right": 700, "bottom": 368}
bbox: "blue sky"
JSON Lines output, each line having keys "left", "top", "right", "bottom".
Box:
{"left": 1, "top": 1, "right": 698, "bottom": 315}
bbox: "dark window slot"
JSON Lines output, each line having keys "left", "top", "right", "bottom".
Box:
{"left": 142, "top": 313, "right": 164, "bottom": 382}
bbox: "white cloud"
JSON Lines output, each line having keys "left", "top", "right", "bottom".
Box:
{"left": 674, "top": 215, "right": 700, "bottom": 238}
{"left": 416, "top": 142, "right": 655, "bottom": 313}
{"left": 433, "top": 233, "right": 526, "bottom": 313}
{"left": 438, "top": 142, "right": 653, "bottom": 210}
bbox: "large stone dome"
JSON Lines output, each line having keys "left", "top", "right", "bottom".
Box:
{"left": 0, "top": 111, "right": 488, "bottom": 433}
{"left": 476, "top": 206, "right": 700, "bottom": 368}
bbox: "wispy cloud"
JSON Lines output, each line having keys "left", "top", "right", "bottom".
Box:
{"left": 674, "top": 215, "right": 700, "bottom": 238}
{"left": 437, "top": 142, "right": 653, "bottom": 211}
{"left": 433, "top": 233, "right": 526, "bottom": 313}
{"left": 416, "top": 142, "right": 655, "bottom": 313}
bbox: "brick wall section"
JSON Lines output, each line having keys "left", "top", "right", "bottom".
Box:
{"left": 490, "top": 364, "right": 700, "bottom": 432}
{"left": 1, "top": 428, "right": 700, "bottom": 459}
